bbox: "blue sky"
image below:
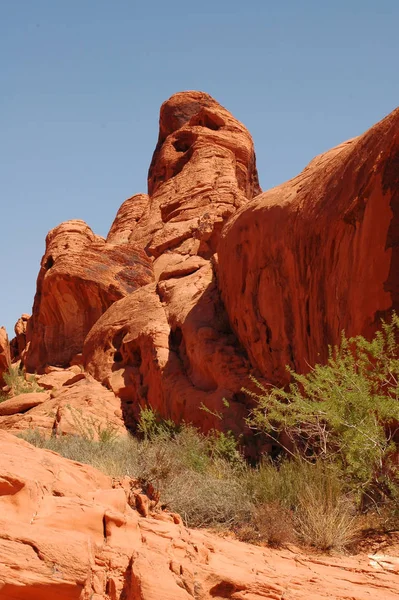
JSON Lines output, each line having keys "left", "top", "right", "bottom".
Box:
{"left": 1, "top": 1, "right": 398, "bottom": 335}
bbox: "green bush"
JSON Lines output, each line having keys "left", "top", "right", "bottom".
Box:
{"left": 2, "top": 365, "right": 45, "bottom": 397}
{"left": 245, "top": 314, "right": 399, "bottom": 501}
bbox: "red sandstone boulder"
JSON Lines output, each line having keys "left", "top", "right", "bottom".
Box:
{"left": 0, "top": 327, "right": 11, "bottom": 386}
{"left": 24, "top": 220, "right": 154, "bottom": 372}
{"left": 219, "top": 108, "right": 399, "bottom": 384}
{"left": 0, "top": 375, "right": 125, "bottom": 438}
{"left": 0, "top": 431, "right": 397, "bottom": 599}
{"left": 0, "top": 391, "right": 49, "bottom": 416}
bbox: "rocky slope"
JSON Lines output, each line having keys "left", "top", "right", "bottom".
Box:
{"left": 1, "top": 431, "right": 398, "bottom": 600}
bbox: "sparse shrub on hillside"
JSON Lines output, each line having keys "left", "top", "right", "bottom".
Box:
{"left": 136, "top": 406, "right": 181, "bottom": 440}
{"left": 19, "top": 420, "right": 362, "bottom": 550}
{"left": 20, "top": 328, "right": 399, "bottom": 556}
{"left": 66, "top": 404, "right": 120, "bottom": 444}
{"left": 2, "top": 365, "right": 45, "bottom": 398}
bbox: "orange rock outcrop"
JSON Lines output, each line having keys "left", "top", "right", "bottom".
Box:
{"left": 1, "top": 91, "right": 399, "bottom": 599}
{"left": 21, "top": 91, "right": 261, "bottom": 431}
{"left": 0, "top": 326, "right": 11, "bottom": 386}
{"left": 24, "top": 220, "right": 154, "bottom": 372}
{"left": 0, "top": 431, "right": 397, "bottom": 600}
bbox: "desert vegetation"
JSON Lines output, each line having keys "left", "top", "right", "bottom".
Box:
{"left": 0, "top": 365, "right": 45, "bottom": 400}
{"left": 20, "top": 316, "right": 399, "bottom": 552}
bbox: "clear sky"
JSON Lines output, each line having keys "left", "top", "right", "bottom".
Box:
{"left": 1, "top": 1, "right": 398, "bottom": 335}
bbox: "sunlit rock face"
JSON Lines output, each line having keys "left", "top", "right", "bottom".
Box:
{"left": 219, "top": 108, "right": 399, "bottom": 385}
{"left": 24, "top": 220, "right": 154, "bottom": 371}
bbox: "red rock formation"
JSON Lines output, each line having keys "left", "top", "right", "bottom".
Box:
{"left": 83, "top": 272, "right": 251, "bottom": 434}
{"left": 130, "top": 91, "right": 260, "bottom": 258}
{"left": 10, "top": 313, "right": 30, "bottom": 360}
{"left": 24, "top": 220, "right": 154, "bottom": 372}
{"left": 0, "top": 431, "right": 398, "bottom": 599}
{"left": 0, "top": 373, "right": 125, "bottom": 438}
{"left": 83, "top": 91, "right": 260, "bottom": 431}
{"left": 219, "top": 109, "right": 399, "bottom": 384}
{"left": 0, "top": 327, "right": 11, "bottom": 386}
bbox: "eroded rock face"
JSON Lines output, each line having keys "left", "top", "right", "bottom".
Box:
{"left": 0, "top": 431, "right": 397, "bottom": 600}
{"left": 0, "top": 327, "right": 11, "bottom": 386}
{"left": 129, "top": 90, "right": 261, "bottom": 258}
{"left": 83, "top": 270, "right": 251, "bottom": 434}
{"left": 218, "top": 109, "right": 399, "bottom": 384}
{"left": 25, "top": 220, "right": 154, "bottom": 372}
{"left": 10, "top": 313, "right": 30, "bottom": 361}
{"left": 82, "top": 91, "right": 260, "bottom": 431}
{"left": 0, "top": 373, "right": 125, "bottom": 438}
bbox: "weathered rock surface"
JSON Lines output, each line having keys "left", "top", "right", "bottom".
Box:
{"left": 128, "top": 91, "right": 260, "bottom": 258}
{"left": 0, "top": 431, "right": 397, "bottom": 600}
{"left": 83, "top": 271, "right": 251, "bottom": 434}
{"left": 24, "top": 220, "right": 154, "bottom": 372}
{"left": 82, "top": 91, "right": 261, "bottom": 430}
{"left": 0, "top": 391, "right": 49, "bottom": 416}
{"left": 219, "top": 109, "right": 399, "bottom": 384}
{"left": 0, "top": 376, "right": 125, "bottom": 438}
{"left": 10, "top": 313, "right": 30, "bottom": 360}
{"left": 0, "top": 326, "right": 11, "bottom": 386}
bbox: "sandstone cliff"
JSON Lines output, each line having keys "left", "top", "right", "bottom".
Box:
{"left": 219, "top": 110, "right": 399, "bottom": 385}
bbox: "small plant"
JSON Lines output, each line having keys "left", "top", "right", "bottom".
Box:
{"left": 207, "top": 429, "right": 244, "bottom": 468}
{"left": 2, "top": 365, "right": 45, "bottom": 397}
{"left": 254, "top": 502, "right": 295, "bottom": 547}
{"left": 66, "top": 404, "right": 120, "bottom": 444}
{"left": 136, "top": 406, "right": 180, "bottom": 440}
{"left": 295, "top": 486, "right": 358, "bottom": 551}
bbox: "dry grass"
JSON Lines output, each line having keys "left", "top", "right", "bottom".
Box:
{"left": 20, "top": 424, "right": 381, "bottom": 552}
{"left": 295, "top": 487, "right": 359, "bottom": 551}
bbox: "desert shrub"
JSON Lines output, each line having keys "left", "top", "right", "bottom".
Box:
{"left": 136, "top": 406, "right": 180, "bottom": 440}
{"left": 207, "top": 429, "right": 244, "bottom": 468}
{"left": 162, "top": 464, "right": 251, "bottom": 527}
{"left": 295, "top": 484, "right": 358, "bottom": 551}
{"left": 20, "top": 428, "right": 138, "bottom": 477}
{"left": 241, "top": 456, "right": 359, "bottom": 549}
{"left": 19, "top": 405, "right": 370, "bottom": 551}
{"left": 3, "top": 365, "right": 45, "bottom": 397}
{"left": 254, "top": 502, "right": 295, "bottom": 547}
{"left": 245, "top": 314, "right": 399, "bottom": 501}
{"left": 65, "top": 405, "right": 120, "bottom": 444}
{"left": 20, "top": 424, "right": 251, "bottom": 529}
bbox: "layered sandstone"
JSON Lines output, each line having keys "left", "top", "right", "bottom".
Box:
{"left": 10, "top": 313, "right": 30, "bottom": 360}
{"left": 0, "top": 373, "right": 125, "bottom": 438}
{"left": 0, "top": 326, "right": 11, "bottom": 386}
{"left": 24, "top": 220, "right": 154, "bottom": 372}
{"left": 0, "top": 431, "right": 398, "bottom": 600}
{"left": 219, "top": 109, "right": 399, "bottom": 384}
{"left": 82, "top": 91, "right": 261, "bottom": 430}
